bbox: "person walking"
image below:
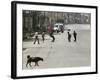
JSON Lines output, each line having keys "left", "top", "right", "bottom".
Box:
{"left": 50, "top": 30, "right": 55, "bottom": 42}
{"left": 42, "top": 32, "right": 45, "bottom": 43}
{"left": 67, "top": 31, "right": 71, "bottom": 42}
{"left": 48, "top": 25, "right": 55, "bottom": 42}
{"left": 33, "top": 32, "right": 40, "bottom": 44}
{"left": 73, "top": 30, "right": 77, "bottom": 42}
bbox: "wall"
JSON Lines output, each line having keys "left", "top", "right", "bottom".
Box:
{"left": 0, "top": 0, "right": 99, "bottom": 80}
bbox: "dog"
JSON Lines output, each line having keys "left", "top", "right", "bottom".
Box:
{"left": 26, "top": 55, "right": 44, "bottom": 68}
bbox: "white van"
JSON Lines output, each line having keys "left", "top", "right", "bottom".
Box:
{"left": 53, "top": 23, "right": 64, "bottom": 33}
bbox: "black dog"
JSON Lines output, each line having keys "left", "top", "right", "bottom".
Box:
{"left": 26, "top": 55, "right": 44, "bottom": 67}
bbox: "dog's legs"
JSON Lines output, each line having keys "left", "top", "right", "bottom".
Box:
{"left": 26, "top": 64, "right": 28, "bottom": 68}
{"left": 26, "top": 62, "right": 28, "bottom": 68}
{"left": 37, "top": 62, "right": 39, "bottom": 66}
{"left": 29, "top": 63, "right": 32, "bottom": 67}
{"left": 36, "top": 62, "right": 39, "bottom": 66}
{"left": 34, "top": 62, "right": 37, "bottom": 66}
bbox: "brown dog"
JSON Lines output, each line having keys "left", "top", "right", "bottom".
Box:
{"left": 26, "top": 55, "right": 44, "bottom": 67}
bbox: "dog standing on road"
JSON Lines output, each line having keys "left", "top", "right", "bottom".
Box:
{"left": 26, "top": 55, "right": 44, "bottom": 68}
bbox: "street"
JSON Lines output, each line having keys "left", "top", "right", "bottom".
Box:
{"left": 22, "top": 24, "right": 91, "bottom": 70}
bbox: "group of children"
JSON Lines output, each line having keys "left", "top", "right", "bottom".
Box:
{"left": 67, "top": 30, "right": 77, "bottom": 42}
{"left": 33, "top": 29, "right": 77, "bottom": 44}
{"left": 33, "top": 31, "right": 55, "bottom": 44}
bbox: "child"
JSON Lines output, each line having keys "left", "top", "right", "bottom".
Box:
{"left": 42, "top": 32, "right": 45, "bottom": 42}
{"left": 73, "top": 30, "right": 77, "bottom": 42}
{"left": 33, "top": 32, "right": 40, "bottom": 44}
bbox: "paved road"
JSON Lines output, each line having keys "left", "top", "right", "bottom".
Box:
{"left": 22, "top": 25, "right": 91, "bottom": 70}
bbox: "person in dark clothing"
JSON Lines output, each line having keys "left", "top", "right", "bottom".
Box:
{"left": 67, "top": 32, "right": 71, "bottom": 42}
{"left": 42, "top": 32, "right": 45, "bottom": 43}
{"left": 48, "top": 26, "right": 55, "bottom": 42}
{"left": 60, "top": 25, "right": 64, "bottom": 33}
{"left": 73, "top": 30, "right": 77, "bottom": 42}
{"left": 50, "top": 31, "right": 55, "bottom": 42}
{"left": 33, "top": 32, "right": 40, "bottom": 44}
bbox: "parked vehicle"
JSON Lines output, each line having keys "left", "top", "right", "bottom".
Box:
{"left": 53, "top": 23, "right": 64, "bottom": 33}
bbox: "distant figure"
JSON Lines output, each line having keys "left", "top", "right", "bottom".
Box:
{"left": 50, "top": 31, "right": 55, "bottom": 42}
{"left": 33, "top": 32, "right": 40, "bottom": 44}
{"left": 26, "top": 55, "right": 44, "bottom": 67}
{"left": 73, "top": 30, "right": 77, "bottom": 42}
{"left": 67, "top": 32, "right": 71, "bottom": 42}
{"left": 48, "top": 26, "right": 55, "bottom": 42}
{"left": 61, "top": 26, "right": 64, "bottom": 33}
{"left": 42, "top": 32, "right": 45, "bottom": 43}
